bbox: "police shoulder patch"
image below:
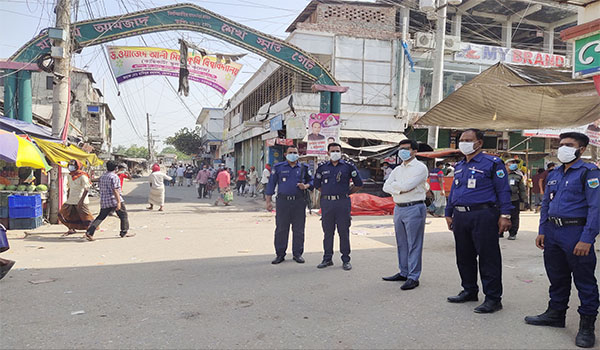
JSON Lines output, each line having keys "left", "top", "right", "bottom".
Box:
{"left": 351, "top": 170, "right": 357, "bottom": 177}
{"left": 496, "top": 169, "right": 506, "bottom": 178}
{"left": 316, "top": 173, "right": 322, "bottom": 179}
{"left": 587, "top": 178, "right": 599, "bottom": 189}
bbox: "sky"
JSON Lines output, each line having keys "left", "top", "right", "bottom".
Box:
{"left": 0, "top": 0, "right": 328, "bottom": 151}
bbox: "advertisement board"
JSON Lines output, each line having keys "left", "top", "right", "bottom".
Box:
{"left": 306, "top": 113, "right": 340, "bottom": 156}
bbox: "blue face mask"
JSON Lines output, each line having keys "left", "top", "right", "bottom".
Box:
{"left": 398, "top": 149, "right": 412, "bottom": 161}
{"left": 509, "top": 164, "right": 518, "bottom": 171}
{"left": 286, "top": 153, "right": 299, "bottom": 162}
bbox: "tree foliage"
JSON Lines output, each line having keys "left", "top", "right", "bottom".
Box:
{"left": 159, "top": 146, "right": 192, "bottom": 160}
{"left": 112, "top": 145, "right": 149, "bottom": 159}
{"left": 165, "top": 127, "right": 203, "bottom": 155}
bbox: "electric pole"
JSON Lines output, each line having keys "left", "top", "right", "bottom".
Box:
{"left": 49, "top": 0, "right": 71, "bottom": 224}
{"left": 427, "top": 0, "right": 447, "bottom": 149}
{"left": 146, "top": 113, "right": 154, "bottom": 164}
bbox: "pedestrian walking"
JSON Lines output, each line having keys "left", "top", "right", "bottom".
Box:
{"left": 505, "top": 159, "right": 527, "bottom": 240}
{"left": 85, "top": 160, "right": 132, "bottom": 241}
{"left": 382, "top": 139, "right": 428, "bottom": 290}
{"left": 382, "top": 161, "right": 393, "bottom": 180}
{"left": 196, "top": 164, "right": 210, "bottom": 198}
{"left": 260, "top": 164, "right": 271, "bottom": 199}
{"left": 176, "top": 165, "right": 185, "bottom": 186}
{"left": 147, "top": 163, "right": 172, "bottom": 211}
{"left": 314, "top": 143, "right": 363, "bottom": 271}
{"left": 117, "top": 164, "right": 132, "bottom": 190}
{"left": 428, "top": 161, "right": 446, "bottom": 217}
{"left": 266, "top": 146, "right": 313, "bottom": 264}
{"left": 215, "top": 168, "right": 232, "bottom": 206}
{"left": 167, "top": 165, "right": 177, "bottom": 186}
{"left": 445, "top": 129, "right": 512, "bottom": 314}
{"left": 247, "top": 166, "right": 259, "bottom": 198}
{"left": 58, "top": 159, "right": 94, "bottom": 236}
{"left": 525, "top": 132, "right": 600, "bottom": 348}
{"left": 236, "top": 166, "right": 248, "bottom": 196}
{"left": 184, "top": 165, "right": 194, "bottom": 187}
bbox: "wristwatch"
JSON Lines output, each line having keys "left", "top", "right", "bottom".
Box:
{"left": 500, "top": 214, "right": 511, "bottom": 219}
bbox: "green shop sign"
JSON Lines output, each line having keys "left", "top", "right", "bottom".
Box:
{"left": 574, "top": 32, "right": 600, "bottom": 78}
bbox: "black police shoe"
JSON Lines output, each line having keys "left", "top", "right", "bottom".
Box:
{"left": 342, "top": 262, "right": 352, "bottom": 271}
{"left": 317, "top": 260, "right": 333, "bottom": 269}
{"left": 447, "top": 290, "right": 479, "bottom": 303}
{"left": 474, "top": 300, "right": 503, "bottom": 314}
{"left": 382, "top": 273, "right": 408, "bottom": 282}
{"left": 400, "top": 279, "right": 419, "bottom": 290}
{"left": 293, "top": 256, "right": 305, "bottom": 264}
{"left": 576, "top": 314, "right": 596, "bottom": 348}
{"left": 524, "top": 307, "right": 566, "bottom": 327}
{"left": 271, "top": 256, "right": 285, "bottom": 264}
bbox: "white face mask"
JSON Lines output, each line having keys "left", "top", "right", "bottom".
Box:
{"left": 459, "top": 142, "right": 477, "bottom": 155}
{"left": 557, "top": 146, "right": 578, "bottom": 164}
{"left": 68, "top": 165, "right": 76, "bottom": 172}
{"left": 329, "top": 151, "right": 342, "bottom": 161}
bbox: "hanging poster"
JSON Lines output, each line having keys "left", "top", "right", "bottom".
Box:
{"left": 307, "top": 113, "right": 340, "bottom": 156}
{"left": 286, "top": 115, "right": 307, "bottom": 140}
{"left": 106, "top": 45, "right": 243, "bottom": 95}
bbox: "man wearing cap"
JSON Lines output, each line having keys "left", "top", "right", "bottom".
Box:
{"left": 445, "top": 129, "right": 513, "bottom": 314}
{"left": 505, "top": 159, "right": 527, "bottom": 240}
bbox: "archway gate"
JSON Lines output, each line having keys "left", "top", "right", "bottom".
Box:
{"left": 9, "top": 3, "right": 343, "bottom": 116}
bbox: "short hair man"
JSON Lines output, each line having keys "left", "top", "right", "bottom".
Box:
{"left": 526, "top": 132, "right": 600, "bottom": 348}
{"left": 382, "top": 139, "right": 428, "bottom": 290}
{"left": 308, "top": 122, "right": 325, "bottom": 141}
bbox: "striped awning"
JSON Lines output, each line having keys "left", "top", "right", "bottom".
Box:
{"left": 416, "top": 63, "right": 600, "bottom": 130}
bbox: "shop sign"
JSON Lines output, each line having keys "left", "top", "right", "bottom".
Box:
{"left": 523, "top": 119, "right": 600, "bottom": 147}
{"left": 573, "top": 33, "right": 600, "bottom": 78}
{"left": 307, "top": 113, "right": 340, "bottom": 156}
{"left": 270, "top": 114, "right": 283, "bottom": 132}
{"left": 265, "top": 138, "right": 293, "bottom": 147}
{"left": 455, "top": 43, "right": 567, "bottom": 68}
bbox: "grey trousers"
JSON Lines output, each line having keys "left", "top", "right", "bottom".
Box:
{"left": 393, "top": 203, "right": 427, "bottom": 281}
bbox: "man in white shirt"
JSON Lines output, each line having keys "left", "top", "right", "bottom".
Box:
{"left": 382, "top": 139, "right": 429, "bottom": 290}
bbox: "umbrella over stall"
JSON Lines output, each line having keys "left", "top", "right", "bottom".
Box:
{"left": 0, "top": 130, "right": 51, "bottom": 171}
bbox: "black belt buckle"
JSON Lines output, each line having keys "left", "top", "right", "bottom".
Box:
{"left": 455, "top": 205, "right": 470, "bottom": 212}
{"left": 284, "top": 195, "right": 297, "bottom": 200}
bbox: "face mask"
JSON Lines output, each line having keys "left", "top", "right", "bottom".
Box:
{"left": 509, "top": 164, "right": 518, "bottom": 171}
{"left": 557, "top": 146, "right": 579, "bottom": 164}
{"left": 329, "top": 151, "right": 342, "bottom": 161}
{"left": 286, "top": 153, "right": 299, "bottom": 162}
{"left": 68, "top": 165, "right": 76, "bottom": 172}
{"left": 398, "top": 149, "right": 412, "bottom": 161}
{"left": 459, "top": 142, "right": 477, "bottom": 155}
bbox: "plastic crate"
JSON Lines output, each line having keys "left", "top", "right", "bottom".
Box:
{"left": 0, "top": 192, "right": 10, "bottom": 207}
{"left": 0, "top": 206, "right": 7, "bottom": 218}
{"left": 8, "top": 194, "right": 42, "bottom": 218}
{"left": 9, "top": 216, "right": 43, "bottom": 230}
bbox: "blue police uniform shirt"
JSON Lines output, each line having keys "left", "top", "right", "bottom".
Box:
{"left": 445, "top": 152, "right": 513, "bottom": 216}
{"left": 540, "top": 159, "right": 600, "bottom": 244}
{"left": 314, "top": 159, "right": 363, "bottom": 195}
{"left": 265, "top": 161, "right": 313, "bottom": 196}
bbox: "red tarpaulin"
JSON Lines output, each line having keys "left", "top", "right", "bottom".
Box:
{"left": 350, "top": 193, "right": 395, "bottom": 216}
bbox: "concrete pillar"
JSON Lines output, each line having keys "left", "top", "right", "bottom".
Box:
{"left": 17, "top": 70, "right": 32, "bottom": 123}
{"left": 319, "top": 91, "right": 331, "bottom": 114}
{"left": 543, "top": 27, "right": 555, "bottom": 54}
{"left": 451, "top": 14, "right": 462, "bottom": 39}
{"left": 330, "top": 92, "right": 341, "bottom": 114}
{"left": 502, "top": 21, "right": 513, "bottom": 48}
{"left": 3, "top": 70, "right": 17, "bottom": 119}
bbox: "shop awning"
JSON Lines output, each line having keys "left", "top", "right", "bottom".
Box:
{"left": 0, "top": 116, "right": 57, "bottom": 140}
{"left": 416, "top": 63, "right": 600, "bottom": 130}
{"left": 340, "top": 140, "right": 397, "bottom": 153}
{"left": 417, "top": 149, "right": 462, "bottom": 159}
{"left": 33, "top": 138, "right": 103, "bottom": 167}
{"left": 340, "top": 130, "right": 406, "bottom": 143}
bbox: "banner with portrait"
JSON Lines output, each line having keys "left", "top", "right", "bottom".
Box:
{"left": 306, "top": 113, "right": 340, "bottom": 156}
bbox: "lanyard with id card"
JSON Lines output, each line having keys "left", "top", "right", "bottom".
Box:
{"left": 468, "top": 169, "right": 477, "bottom": 189}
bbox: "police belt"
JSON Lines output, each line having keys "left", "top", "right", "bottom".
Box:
{"left": 454, "top": 203, "right": 495, "bottom": 212}
{"left": 279, "top": 195, "right": 302, "bottom": 201}
{"left": 549, "top": 217, "right": 586, "bottom": 227}
{"left": 322, "top": 194, "right": 349, "bottom": 201}
{"left": 396, "top": 200, "right": 425, "bottom": 207}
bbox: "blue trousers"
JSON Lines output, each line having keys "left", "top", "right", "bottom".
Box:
{"left": 321, "top": 198, "right": 352, "bottom": 263}
{"left": 393, "top": 203, "right": 426, "bottom": 281}
{"left": 543, "top": 222, "right": 599, "bottom": 316}
{"left": 452, "top": 207, "right": 503, "bottom": 302}
{"left": 274, "top": 197, "right": 306, "bottom": 258}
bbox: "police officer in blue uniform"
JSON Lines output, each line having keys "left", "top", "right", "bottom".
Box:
{"left": 445, "top": 129, "right": 513, "bottom": 314}
{"left": 525, "top": 132, "right": 600, "bottom": 349}
{"left": 265, "top": 145, "right": 313, "bottom": 265}
{"left": 314, "top": 143, "right": 363, "bottom": 271}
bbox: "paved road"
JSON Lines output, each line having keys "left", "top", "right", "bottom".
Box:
{"left": 0, "top": 179, "right": 593, "bottom": 349}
